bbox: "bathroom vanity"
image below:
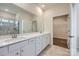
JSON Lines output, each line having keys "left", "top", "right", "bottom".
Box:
{"left": 0, "top": 32, "right": 51, "bottom": 56}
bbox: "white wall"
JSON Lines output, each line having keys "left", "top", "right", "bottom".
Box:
{"left": 43, "top": 4, "right": 70, "bottom": 45}
{"left": 53, "top": 15, "right": 68, "bottom": 39}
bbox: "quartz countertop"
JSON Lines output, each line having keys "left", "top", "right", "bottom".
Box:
{"left": 0, "top": 32, "right": 50, "bottom": 48}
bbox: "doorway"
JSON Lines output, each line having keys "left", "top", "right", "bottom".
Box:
{"left": 53, "top": 15, "right": 69, "bottom": 48}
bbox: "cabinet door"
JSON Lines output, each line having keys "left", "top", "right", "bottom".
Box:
{"left": 28, "top": 38, "right": 36, "bottom": 56}
{"left": 42, "top": 35, "right": 46, "bottom": 50}
{"left": 45, "top": 34, "right": 50, "bottom": 46}
{"left": 21, "top": 46, "right": 29, "bottom": 56}
{"left": 0, "top": 47, "right": 9, "bottom": 56}
{"left": 21, "top": 40, "right": 29, "bottom": 56}
{"left": 42, "top": 34, "right": 50, "bottom": 50}
{"left": 9, "top": 49, "right": 20, "bottom": 56}
{"left": 9, "top": 40, "right": 27, "bottom": 56}
{"left": 40, "top": 34, "right": 48, "bottom": 50}
{"left": 36, "top": 37, "right": 42, "bottom": 55}
{"left": 46, "top": 34, "right": 51, "bottom": 45}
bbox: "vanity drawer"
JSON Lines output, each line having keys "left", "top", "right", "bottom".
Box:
{"left": 9, "top": 40, "right": 28, "bottom": 52}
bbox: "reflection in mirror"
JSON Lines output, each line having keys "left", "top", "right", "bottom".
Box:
{"left": 0, "top": 10, "right": 19, "bottom": 35}
{"left": 0, "top": 3, "right": 37, "bottom": 35}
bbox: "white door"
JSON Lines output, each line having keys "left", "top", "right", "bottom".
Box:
{"left": 70, "top": 4, "right": 77, "bottom": 56}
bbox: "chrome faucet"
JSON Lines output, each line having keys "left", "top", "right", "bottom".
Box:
{"left": 11, "top": 27, "right": 17, "bottom": 38}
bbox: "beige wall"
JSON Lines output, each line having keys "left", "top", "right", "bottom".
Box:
{"left": 53, "top": 15, "right": 68, "bottom": 39}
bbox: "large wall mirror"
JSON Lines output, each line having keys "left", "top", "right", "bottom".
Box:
{"left": 0, "top": 3, "right": 37, "bottom": 35}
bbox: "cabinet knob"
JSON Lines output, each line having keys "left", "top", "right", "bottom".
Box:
{"left": 16, "top": 52, "right": 19, "bottom": 55}
{"left": 21, "top": 50, "right": 24, "bottom": 52}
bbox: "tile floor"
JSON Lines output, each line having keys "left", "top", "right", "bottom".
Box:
{"left": 39, "top": 45, "right": 70, "bottom": 56}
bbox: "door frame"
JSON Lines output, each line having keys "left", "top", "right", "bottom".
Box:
{"left": 52, "top": 4, "right": 77, "bottom": 56}
{"left": 53, "top": 14, "right": 69, "bottom": 49}
{"left": 70, "top": 3, "right": 77, "bottom": 56}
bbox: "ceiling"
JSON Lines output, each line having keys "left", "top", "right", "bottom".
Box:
{"left": 0, "top": 3, "right": 22, "bottom": 14}
{"left": 0, "top": 3, "right": 33, "bottom": 15}
{"left": 30, "top": 3, "right": 70, "bottom": 11}
{"left": 0, "top": 3, "right": 70, "bottom": 15}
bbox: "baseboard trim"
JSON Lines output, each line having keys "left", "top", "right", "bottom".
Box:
{"left": 53, "top": 37, "right": 68, "bottom": 48}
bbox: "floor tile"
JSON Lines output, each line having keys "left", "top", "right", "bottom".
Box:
{"left": 39, "top": 45, "right": 69, "bottom": 56}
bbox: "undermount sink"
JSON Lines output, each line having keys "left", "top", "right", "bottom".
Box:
{"left": 0, "top": 37, "right": 18, "bottom": 43}
{"left": 0, "top": 32, "right": 40, "bottom": 43}
{"left": 0, "top": 38, "right": 11, "bottom": 43}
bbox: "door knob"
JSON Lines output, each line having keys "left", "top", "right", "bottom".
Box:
{"left": 69, "top": 35, "right": 74, "bottom": 38}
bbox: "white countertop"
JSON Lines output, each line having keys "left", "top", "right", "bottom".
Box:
{"left": 0, "top": 32, "right": 50, "bottom": 48}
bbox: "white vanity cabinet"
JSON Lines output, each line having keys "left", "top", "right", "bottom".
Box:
{"left": 42, "top": 35, "right": 47, "bottom": 50}
{"left": 35, "top": 36, "right": 43, "bottom": 55}
{"left": 20, "top": 45, "right": 29, "bottom": 56}
{"left": 0, "top": 46, "right": 9, "bottom": 56}
{"left": 21, "top": 38, "right": 36, "bottom": 56}
{"left": 9, "top": 40, "right": 28, "bottom": 56}
{"left": 20, "top": 40, "right": 29, "bottom": 56}
{"left": 27, "top": 38, "right": 36, "bottom": 56}
{"left": 0, "top": 33, "right": 51, "bottom": 56}
{"left": 35, "top": 33, "right": 51, "bottom": 55}
{"left": 8, "top": 38, "right": 36, "bottom": 56}
{"left": 44, "top": 34, "right": 51, "bottom": 47}
{"left": 41, "top": 34, "right": 48, "bottom": 50}
{"left": 46, "top": 34, "right": 51, "bottom": 45}
{"left": 9, "top": 48, "right": 20, "bottom": 56}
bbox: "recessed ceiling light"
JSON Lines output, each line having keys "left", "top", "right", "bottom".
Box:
{"left": 41, "top": 4, "right": 45, "bottom": 8}
{"left": 4, "top": 9, "right": 9, "bottom": 11}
